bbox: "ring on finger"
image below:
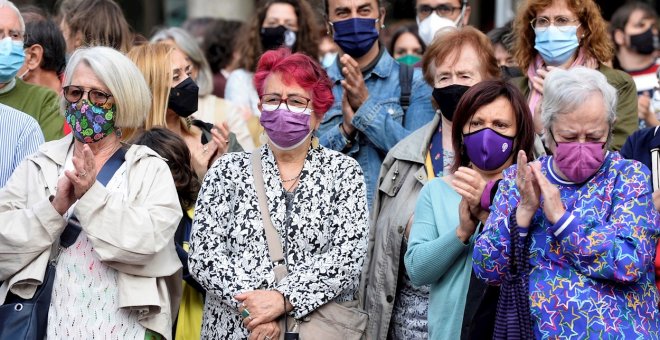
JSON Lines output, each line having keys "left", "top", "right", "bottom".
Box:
{"left": 241, "top": 308, "right": 250, "bottom": 319}
{"left": 265, "top": 336, "right": 272, "bottom": 340}
{"left": 79, "top": 170, "right": 87, "bottom": 178}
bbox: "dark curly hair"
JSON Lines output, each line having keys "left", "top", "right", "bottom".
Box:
{"left": 202, "top": 19, "right": 243, "bottom": 74}
{"left": 130, "top": 128, "right": 200, "bottom": 210}
{"left": 234, "top": 0, "right": 320, "bottom": 72}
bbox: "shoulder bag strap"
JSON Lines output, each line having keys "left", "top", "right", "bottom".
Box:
{"left": 250, "top": 151, "right": 289, "bottom": 282}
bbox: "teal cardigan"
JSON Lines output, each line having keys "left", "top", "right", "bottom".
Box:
{"left": 404, "top": 178, "right": 475, "bottom": 340}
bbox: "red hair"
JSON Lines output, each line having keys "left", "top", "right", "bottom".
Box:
{"left": 254, "top": 48, "right": 334, "bottom": 119}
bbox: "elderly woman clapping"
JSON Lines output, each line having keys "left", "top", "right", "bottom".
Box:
{"left": 0, "top": 47, "right": 182, "bottom": 339}
{"left": 473, "top": 67, "right": 660, "bottom": 338}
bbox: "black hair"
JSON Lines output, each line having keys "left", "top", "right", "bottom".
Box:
{"left": 24, "top": 19, "right": 67, "bottom": 76}
{"left": 324, "top": 0, "right": 382, "bottom": 16}
{"left": 388, "top": 24, "right": 426, "bottom": 56}
{"left": 610, "top": 1, "right": 658, "bottom": 48}
{"left": 202, "top": 19, "right": 243, "bottom": 74}
{"left": 486, "top": 20, "right": 515, "bottom": 54}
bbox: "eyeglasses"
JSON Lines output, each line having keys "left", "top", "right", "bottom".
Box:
{"left": 0, "top": 29, "right": 24, "bottom": 42}
{"left": 63, "top": 85, "right": 114, "bottom": 106}
{"left": 530, "top": 16, "right": 580, "bottom": 32}
{"left": 417, "top": 4, "right": 462, "bottom": 18}
{"left": 260, "top": 94, "right": 311, "bottom": 114}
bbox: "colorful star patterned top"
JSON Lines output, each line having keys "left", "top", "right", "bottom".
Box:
{"left": 473, "top": 152, "right": 660, "bottom": 339}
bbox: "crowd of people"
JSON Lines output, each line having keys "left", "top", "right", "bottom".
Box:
{"left": 0, "top": 0, "right": 659, "bottom": 339}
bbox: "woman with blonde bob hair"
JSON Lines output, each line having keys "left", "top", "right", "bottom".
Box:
{"left": 511, "top": 0, "right": 637, "bottom": 152}
{"left": 0, "top": 46, "right": 182, "bottom": 339}
{"left": 150, "top": 27, "right": 255, "bottom": 151}
{"left": 127, "top": 43, "right": 241, "bottom": 179}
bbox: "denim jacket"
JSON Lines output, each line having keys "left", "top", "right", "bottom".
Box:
{"left": 318, "top": 50, "right": 434, "bottom": 206}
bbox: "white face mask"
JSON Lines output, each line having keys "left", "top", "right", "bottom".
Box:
{"left": 320, "top": 52, "right": 337, "bottom": 69}
{"left": 416, "top": 12, "right": 462, "bottom": 46}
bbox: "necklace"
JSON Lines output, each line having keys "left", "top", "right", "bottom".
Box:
{"left": 281, "top": 173, "right": 301, "bottom": 183}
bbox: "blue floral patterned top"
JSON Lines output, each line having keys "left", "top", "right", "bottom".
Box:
{"left": 473, "top": 152, "right": 660, "bottom": 339}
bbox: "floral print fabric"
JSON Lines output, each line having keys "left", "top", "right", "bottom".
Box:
{"left": 473, "top": 152, "right": 660, "bottom": 338}
{"left": 65, "top": 99, "right": 116, "bottom": 143}
{"left": 188, "top": 144, "right": 369, "bottom": 339}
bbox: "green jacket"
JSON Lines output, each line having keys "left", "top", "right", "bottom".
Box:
{"left": 0, "top": 78, "right": 63, "bottom": 141}
{"left": 512, "top": 63, "right": 637, "bottom": 151}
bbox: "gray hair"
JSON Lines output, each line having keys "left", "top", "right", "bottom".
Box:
{"left": 0, "top": 0, "right": 25, "bottom": 32}
{"left": 542, "top": 66, "right": 617, "bottom": 140}
{"left": 62, "top": 46, "right": 152, "bottom": 129}
{"left": 151, "top": 27, "right": 213, "bottom": 97}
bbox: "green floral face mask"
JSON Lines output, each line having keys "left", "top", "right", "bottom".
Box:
{"left": 396, "top": 54, "right": 422, "bottom": 66}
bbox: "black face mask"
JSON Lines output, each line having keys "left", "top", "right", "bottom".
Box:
{"left": 260, "top": 25, "right": 297, "bottom": 51}
{"left": 432, "top": 84, "right": 471, "bottom": 121}
{"left": 629, "top": 27, "right": 656, "bottom": 55}
{"left": 168, "top": 77, "right": 199, "bottom": 118}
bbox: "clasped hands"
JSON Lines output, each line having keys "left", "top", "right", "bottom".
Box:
{"left": 452, "top": 167, "right": 489, "bottom": 243}
{"left": 235, "top": 290, "right": 293, "bottom": 340}
{"left": 339, "top": 54, "right": 369, "bottom": 138}
{"left": 515, "top": 150, "right": 565, "bottom": 229}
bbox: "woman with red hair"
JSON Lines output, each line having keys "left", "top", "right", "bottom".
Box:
{"left": 188, "top": 48, "right": 369, "bottom": 339}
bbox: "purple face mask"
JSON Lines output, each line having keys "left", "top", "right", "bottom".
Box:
{"left": 463, "top": 128, "right": 514, "bottom": 171}
{"left": 260, "top": 107, "right": 311, "bottom": 150}
{"left": 553, "top": 142, "right": 605, "bottom": 183}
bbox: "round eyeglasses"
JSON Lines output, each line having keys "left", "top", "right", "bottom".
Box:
{"left": 259, "top": 94, "right": 311, "bottom": 114}
{"left": 63, "top": 85, "right": 114, "bottom": 106}
{"left": 530, "top": 16, "right": 580, "bottom": 32}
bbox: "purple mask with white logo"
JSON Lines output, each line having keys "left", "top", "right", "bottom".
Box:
{"left": 463, "top": 128, "right": 514, "bottom": 171}
{"left": 260, "top": 107, "right": 311, "bottom": 150}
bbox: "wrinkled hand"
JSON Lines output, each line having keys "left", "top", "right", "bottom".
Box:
{"left": 452, "top": 166, "right": 489, "bottom": 224}
{"left": 249, "top": 321, "right": 280, "bottom": 340}
{"left": 236, "top": 290, "right": 291, "bottom": 331}
{"left": 530, "top": 162, "right": 565, "bottom": 224}
{"left": 52, "top": 175, "right": 75, "bottom": 215}
{"left": 456, "top": 198, "right": 478, "bottom": 243}
{"left": 64, "top": 144, "right": 97, "bottom": 199}
{"left": 340, "top": 54, "right": 368, "bottom": 110}
{"left": 191, "top": 140, "right": 218, "bottom": 179}
{"left": 515, "top": 151, "right": 540, "bottom": 228}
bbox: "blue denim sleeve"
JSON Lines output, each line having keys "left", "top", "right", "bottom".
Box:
{"left": 351, "top": 69, "right": 434, "bottom": 152}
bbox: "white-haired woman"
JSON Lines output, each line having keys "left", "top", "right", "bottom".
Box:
{"left": 473, "top": 67, "right": 660, "bottom": 338}
{"left": 0, "top": 46, "right": 182, "bottom": 340}
{"left": 151, "top": 27, "right": 255, "bottom": 151}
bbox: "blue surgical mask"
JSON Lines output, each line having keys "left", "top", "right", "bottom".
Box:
{"left": 320, "top": 52, "right": 337, "bottom": 69}
{"left": 331, "top": 18, "right": 379, "bottom": 58}
{"left": 0, "top": 37, "right": 25, "bottom": 83}
{"left": 534, "top": 25, "right": 579, "bottom": 66}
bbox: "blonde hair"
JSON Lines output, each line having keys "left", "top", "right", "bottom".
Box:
{"left": 62, "top": 46, "right": 151, "bottom": 129}
{"left": 127, "top": 43, "right": 173, "bottom": 130}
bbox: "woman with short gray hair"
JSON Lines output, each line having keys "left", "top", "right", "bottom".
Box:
{"left": 473, "top": 67, "right": 660, "bottom": 338}
{"left": 0, "top": 46, "right": 182, "bottom": 339}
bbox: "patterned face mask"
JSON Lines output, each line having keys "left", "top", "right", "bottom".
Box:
{"left": 65, "top": 99, "right": 116, "bottom": 143}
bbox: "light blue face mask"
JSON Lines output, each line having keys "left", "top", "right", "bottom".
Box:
{"left": 0, "top": 37, "right": 25, "bottom": 83}
{"left": 534, "top": 25, "right": 579, "bottom": 66}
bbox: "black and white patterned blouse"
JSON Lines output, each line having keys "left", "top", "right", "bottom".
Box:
{"left": 189, "top": 144, "right": 369, "bottom": 339}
